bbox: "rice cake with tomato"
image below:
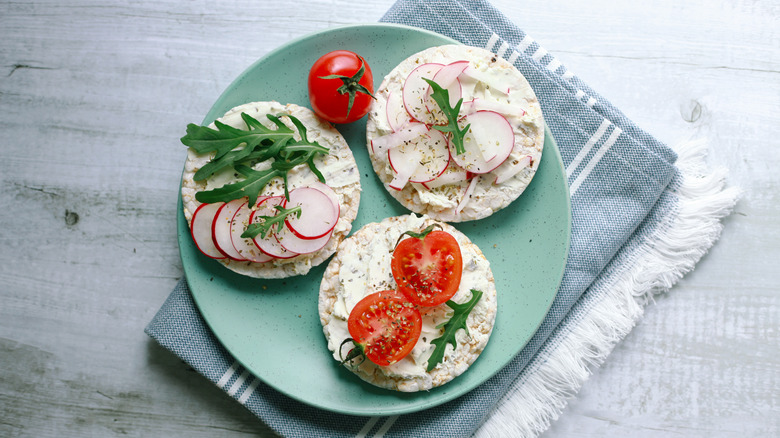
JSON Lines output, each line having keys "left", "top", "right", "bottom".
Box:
{"left": 181, "top": 101, "right": 361, "bottom": 279}
{"left": 318, "top": 213, "right": 497, "bottom": 392}
{"left": 365, "top": 44, "right": 545, "bottom": 222}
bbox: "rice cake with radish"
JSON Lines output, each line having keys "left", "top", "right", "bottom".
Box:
{"left": 181, "top": 101, "right": 361, "bottom": 279}
{"left": 318, "top": 214, "right": 497, "bottom": 392}
{"left": 366, "top": 44, "right": 545, "bottom": 222}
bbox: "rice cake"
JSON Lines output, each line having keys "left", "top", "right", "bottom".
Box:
{"left": 181, "top": 101, "right": 361, "bottom": 279}
{"left": 366, "top": 44, "right": 545, "bottom": 222}
{"left": 318, "top": 214, "right": 497, "bottom": 392}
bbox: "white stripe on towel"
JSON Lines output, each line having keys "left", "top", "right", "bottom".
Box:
{"left": 237, "top": 377, "right": 259, "bottom": 404}
{"left": 485, "top": 33, "right": 500, "bottom": 52}
{"left": 216, "top": 361, "right": 239, "bottom": 389}
{"left": 374, "top": 416, "right": 399, "bottom": 437}
{"left": 570, "top": 126, "right": 623, "bottom": 195}
{"left": 496, "top": 40, "right": 509, "bottom": 58}
{"left": 227, "top": 369, "right": 250, "bottom": 397}
{"left": 562, "top": 70, "right": 575, "bottom": 80}
{"left": 546, "top": 58, "right": 562, "bottom": 72}
{"left": 566, "top": 119, "right": 612, "bottom": 178}
{"left": 517, "top": 34, "right": 534, "bottom": 52}
{"left": 355, "top": 417, "right": 381, "bottom": 438}
{"left": 531, "top": 47, "right": 548, "bottom": 62}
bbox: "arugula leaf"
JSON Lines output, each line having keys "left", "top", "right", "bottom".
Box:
{"left": 184, "top": 112, "right": 329, "bottom": 205}
{"left": 181, "top": 115, "right": 294, "bottom": 160}
{"left": 423, "top": 78, "right": 471, "bottom": 156}
{"left": 192, "top": 136, "right": 290, "bottom": 181}
{"left": 194, "top": 164, "right": 282, "bottom": 207}
{"left": 241, "top": 204, "right": 301, "bottom": 240}
{"left": 426, "top": 289, "right": 483, "bottom": 372}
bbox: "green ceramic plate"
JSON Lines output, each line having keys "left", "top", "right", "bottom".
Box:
{"left": 178, "top": 23, "right": 571, "bottom": 416}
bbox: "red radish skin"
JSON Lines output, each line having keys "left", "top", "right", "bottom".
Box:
{"left": 456, "top": 175, "right": 480, "bottom": 214}
{"left": 370, "top": 122, "right": 428, "bottom": 155}
{"left": 230, "top": 203, "right": 273, "bottom": 263}
{"left": 403, "top": 63, "right": 444, "bottom": 124}
{"left": 190, "top": 202, "right": 226, "bottom": 259}
{"left": 212, "top": 199, "right": 249, "bottom": 261}
{"left": 388, "top": 129, "right": 450, "bottom": 185}
{"left": 424, "top": 61, "right": 467, "bottom": 123}
{"left": 385, "top": 91, "right": 411, "bottom": 132}
{"left": 284, "top": 187, "right": 339, "bottom": 240}
{"left": 388, "top": 156, "right": 418, "bottom": 190}
{"left": 432, "top": 61, "right": 468, "bottom": 90}
{"left": 307, "top": 182, "right": 341, "bottom": 217}
{"left": 420, "top": 164, "right": 469, "bottom": 189}
{"left": 451, "top": 110, "right": 515, "bottom": 174}
{"left": 493, "top": 155, "right": 533, "bottom": 185}
{"left": 250, "top": 196, "right": 299, "bottom": 259}
{"left": 276, "top": 225, "right": 333, "bottom": 254}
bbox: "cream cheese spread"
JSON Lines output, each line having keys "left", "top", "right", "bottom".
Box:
{"left": 318, "top": 214, "right": 497, "bottom": 392}
{"left": 181, "top": 101, "right": 361, "bottom": 279}
{"left": 366, "top": 44, "right": 545, "bottom": 222}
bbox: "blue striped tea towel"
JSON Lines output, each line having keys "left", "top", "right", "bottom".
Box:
{"left": 146, "top": 0, "right": 737, "bottom": 436}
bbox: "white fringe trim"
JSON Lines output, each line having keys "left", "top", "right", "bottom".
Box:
{"left": 474, "top": 139, "right": 740, "bottom": 438}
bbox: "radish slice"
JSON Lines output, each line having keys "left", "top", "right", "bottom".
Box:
{"left": 307, "top": 182, "right": 341, "bottom": 217}
{"left": 461, "top": 66, "right": 512, "bottom": 95}
{"left": 456, "top": 175, "right": 480, "bottom": 214}
{"left": 276, "top": 225, "right": 333, "bottom": 254}
{"left": 451, "top": 111, "right": 515, "bottom": 174}
{"left": 462, "top": 98, "right": 527, "bottom": 118}
{"left": 388, "top": 158, "right": 418, "bottom": 191}
{"left": 370, "top": 122, "right": 428, "bottom": 155}
{"left": 212, "top": 198, "right": 248, "bottom": 261}
{"left": 230, "top": 203, "right": 273, "bottom": 263}
{"left": 386, "top": 91, "right": 411, "bottom": 132}
{"left": 403, "top": 63, "right": 444, "bottom": 124}
{"left": 421, "top": 164, "right": 469, "bottom": 189}
{"left": 388, "top": 129, "right": 450, "bottom": 185}
{"left": 250, "top": 196, "right": 299, "bottom": 259}
{"left": 432, "top": 61, "right": 469, "bottom": 90}
{"left": 424, "top": 62, "right": 466, "bottom": 124}
{"left": 493, "top": 155, "right": 533, "bottom": 185}
{"left": 284, "top": 187, "right": 339, "bottom": 240}
{"left": 190, "top": 202, "right": 226, "bottom": 259}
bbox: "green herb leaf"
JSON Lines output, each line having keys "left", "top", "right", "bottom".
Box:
{"left": 241, "top": 204, "right": 302, "bottom": 240}
{"left": 184, "top": 112, "right": 329, "bottom": 205}
{"left": 393, "top": 223, "right": 442, "bottom": 249}
{"left": 319, "top": 57, "right": 376, "bottom": 118}
{"left": 192, "top": 137, "right": 291, "bottom": 181}
{"left": 426, "top": 289, "right": 483, "bottom": 372}
{"left": 194, "top": 164, "right": 282, "bottom": 207}
{"left": 181, "top": 115, "right": 293, "bottom": 160}
{"left": 423, "top": 78, "right": 471, "bottom": 155}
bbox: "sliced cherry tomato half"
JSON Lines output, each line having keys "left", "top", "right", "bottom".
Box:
{"left": 391, "top": 228, "right": 463, "bottom": 307}
{"left": 308, "top": 50, "right": 375, "bottom": 124}
{"left": 345, "top": 290, "right": 422, "bottom": 366}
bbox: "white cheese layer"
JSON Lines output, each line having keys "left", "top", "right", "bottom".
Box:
{"left": 320, "top": 214, "right": 497, "bottom": 391}
{"left": 181, "top": 101, "right": 361, "bottom": 279}
{"left": 366, "top": 44, "right": 545, "bottom": 222}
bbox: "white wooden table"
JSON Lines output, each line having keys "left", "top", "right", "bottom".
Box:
{"left": 2, "top": 0, "right": 777, "bottom": 436}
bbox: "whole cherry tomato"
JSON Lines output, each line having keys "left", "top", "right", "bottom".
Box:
{"left": 308, "top": 50, "right": 375, "bottom": 124}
